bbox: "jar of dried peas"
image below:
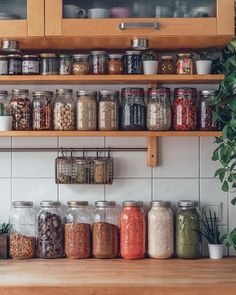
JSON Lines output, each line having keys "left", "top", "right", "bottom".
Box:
{"left": 176, "top": 53, "right": 193, "bottom": 75}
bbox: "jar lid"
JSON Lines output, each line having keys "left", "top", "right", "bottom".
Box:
{"left": 200, "top": 90, "right": 218, "bottom": 97}
{"left": 125, "top": 50, "right": 142, "bottom": 55}
{"left": 177, "top": 53, "right": 193, "bottom": 57}
{"left": 77, "top": 90, "right": 97, "bottom": 96}
{"left": 13, "top": 201, "right": 33, "bottom": 208}
{"left": 12, "top": 89, "right": 29, "bottom": 95}
{"left": 59, "top": 54, "right": 71, "bottom": 58}
{"left": 73, "top": 54, "right": 89, "bottom": 59}
{"left": 90, "top": 51, "right": 106, "bottom": 55}
{"left": 95, "top": 201, "right": 116, "bottom": 208}
{"left": 161, "top": 55, "right": 173, "bottom": 60}
{"left": 40, "top": 200, "right": 61, "bottom": 207}
{"left": 0, "top": 55, "right": 8, "bottom": 59}
{"left": 0, "top": 90, "right": 8, "bottom": 96}
{"left": 40, "top": 53, "right": 57, "bottom": 58}
{"left": 33, "top": 90, "right": 54, "bottom": 97}
{"left": 178, "top": 200, "right": 198, "bottom": 207}
{"left": 108, "top": 54, "right": 124, "bottom": 58}
{"left": 67, "top": 201, "right": 88, "bottom": 207}
{"left": 99, "top": 90, "right": 119, "bottom": 96}
{"left": 56, "top": 88, "right": 73, "bottom": 95}
{"left": 174, "top": 88, "right": 197, "bottom": 96}
{"left": 150, "top": 200, "right": 171, "bottom": 207}
{"left": 8, "top": 54, "right": 22, "bottom": 58}
{"left": 23, "top": 55, "right": 39, "bottom": 58}
{"left": 148, "top": 87, "right": 171, "bottom": 95}
{"left": 122, "top": 200, "right": 143, "bottom": 207}
{"left": 121, "top": 87, "right": 144, "bottom": 96}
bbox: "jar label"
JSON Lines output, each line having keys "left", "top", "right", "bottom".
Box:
{"left": 0, "top": 60, "right": 8, "bottom": 75}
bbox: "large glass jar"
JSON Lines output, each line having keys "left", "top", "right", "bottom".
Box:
{"left": 147, "top": 88, "right": 171, "bottom": 131}
{"left": 8, "top": 54, "right": 22, "bottom": 75}
{"left": 40, "top": 53, "right": 59, "bottom": 75}
{"left": 10, "top": 89, "right": 32, "bottom": 130}
{"left": 9, "top": 201, "right": 36, "bottom": 259}
{"left": 148, "top": 201, "right": 174, "bottom": 259}
{"left": 72, "top": 54, "right": 90, "bottom": 75}
{"left": 92, "top": 201, "right": 119, "bottom": 259}
{"left": 159, "top": 56, "right": 175, "bottom": 74}
{"left": 0, "top": 90, "right": 10, "bottom": 116}
{"left": 108, "top": 54, "right": 124, "bottom": 75}
{"left": 64, "top": 201, "right": 91, "bottom": 259}
{"left": 76, "top": 90, "right": 97, "bottom": 131}
{"left": 120, "top": 201, "right": 145, "bottom": 259}
{"left": 59, "top": 54, "right": 72, "bottom": 75}
{"left": 125, "top": 51, "right": 142, "bottom": 74}
{"left": 173, "top": 88, "right": 197, "bottom": 131}
{"left": 90, "top": 51, "right": 107, "bottom": 75}
{"left": 37, "top": 201, "right": 64, "bottom": 259}
{"left": 98, "top": 90, "right": 119, "bottom": 131}
{"left": 22, "top": 55, "right": 40, "bottom": 75}
{"left": 54, "top": 88, "right": 76, "bottom": 131}
{"left": 32, "top": 90, "right": 53, "bottom": 130}
{"left": 175, "top": 200, "right": 201, "bottom": 259}
{"left": 120, "top": 88, "right": 146, "bottom": 130}
{"left": 176, "top": 53, "right": 193, "bottom": 75}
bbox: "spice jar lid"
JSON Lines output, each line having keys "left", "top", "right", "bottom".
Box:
{"left": 108, "top": 54, "right": 124, "bottom": 58}
{"left": 56, "top": 88, "right": 73, "bottom": 95}
{"left": 122, "top": 200, "right": 143, "bottom": 207}
{"left": 177, "top": 53, "right": 193, "bottom": 57}
{"left": 90, "top": 51, "right": 106, "bottom": 55}
{"left": 150, "top": 200, "right": 171, "bottom": 207}
{"left": 0, "top": 55, "right": 8, "bottom": 59}
{"left": 77, "top": 90, "right": 97, "bottom": 96}
{"left": 161, "top": 55, "right": 173, "bottom": 60}
{"left": 178, "top": 200, "right": 198, "bottom": 208}
{"left": 13, "top": 201, "right": 33, "bottom": 208}
{"left": 200, "top": 90, "right": 218, "bottom": 97}
{"left": 40, "top": 200, "right": 61, "bottom": 207}
{"left": 12, "top": 89, "right": 29, "bottom": 95}
{"left": 125, "top": 50, "right": 142, "bottom": 55}
{"left": 95, "top": 201, "right": 116, "bottom": 208}
{"left": 23, "top": 54, "right": 39, "bottom": 58}
{"left": 73, "top": 54, "right": 89, "bottom": 59}
{"left": 8, "top": 54, "right": 22, "bottom": 58}
{"left": 33, "top": 90, "right": 54, "bottom": 97}
{"left": 0, "top": 90, "right": 8, "bottom": 96}
{"left": 40, "top": 53, "right": 57, "bottom": 58}
{"left": 67, "top": 201, "right": 88, "bottom": 207}
{"left": 99, "top": 90, "right": 119, "bottom": 96}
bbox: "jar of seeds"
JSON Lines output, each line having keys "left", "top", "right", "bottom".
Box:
{"left": 59, "top": 54, "right": 72, "bottom": 75}
{"left": 72, "top": 54, "right": 90, "bottom": 75}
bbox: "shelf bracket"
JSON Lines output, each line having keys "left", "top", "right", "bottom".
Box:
{"left": 147, "top": 137, "right": 158, "bottom": 167}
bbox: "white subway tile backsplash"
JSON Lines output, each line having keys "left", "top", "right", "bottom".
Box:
{"left": 0, "top": 137, "right": 11, "bottom": 148}
{"left": 12, "top": 137, "right": 57, "bottom": 148}
{"left": 106, "top": 137, "right": 146, "bottom": 148}
{"left": 59, "top": 137, "right": 104, "bottom": 148}
{"left": 0, "top": 153, "right": 11, "bottom": 178}
{"left": 0, "top": 179, "right": 11, "bottom": 223}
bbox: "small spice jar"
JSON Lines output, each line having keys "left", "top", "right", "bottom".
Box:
{"left": 22, "top": 55, "right": 40, "bottom": 75}
{"left": 72, "top": 54, "right": 90, "bottom": 75}
{"left": 92, "top": 201, "right": 119, "bottom": 259}
{"left": 90, "top": 51, "right": 107, "bottom": 75}
{"left": 98, "top": 90, "right": 119, "bottom": 131}
{"left": 148, "top": 200, "right": 174, "bottom": 259}
{"left": 159, "top": 56, "right": 175, "bottom": 74}
{"left": 120, "top": 201, "right": 146, "bottom": 259}
{"left": 108, "top": 54, "right": 124, "bottom": 75}
{"left": 8, "top": 54, "right": 22, "bottom": 75}
{"left": 74, "top": 158, "right": 90, "bottom": 184}
{"left": 59, "top": 54, "right": 72, "bottom": 75}
{"left": 176, "top": 53, "right": 193, "bottom": 75}
{"left": 175, "top": 200, "right": 201, "bottom": 259}
{"left": 32, "top": 90, "right": 53, "bottom": 130}
{"left": 0, "top": 90, "right": 10, "bottom": 116}
{"left": 125, "top": 51, "right": 142, "bottom": 74}
{"left": 0, "top": 55, "right": 8, "bottom": 75}
{"left": 40, "top": 53, "right": 59, "bottom": 75}
{"left": 93, "top": 158, "right": 112, "bottom": 184}
{"left": 9, "top": 201, "right": 36, "bottom": 260}
{"left": 37, "top": 201, "right": 64, "bottom": 259}
{"left": 64, "top": 201, "right": 91, "bottom": 259}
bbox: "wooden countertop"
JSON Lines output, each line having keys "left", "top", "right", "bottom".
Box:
{"left": 0, "top": 258, "right": 236, "bottom": 295}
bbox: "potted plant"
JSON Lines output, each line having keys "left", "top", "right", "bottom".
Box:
{"left": 0, "top": 223, "right": 9, "bottom": 259}
{"left": 143, "top": 50, "right": 158, "bottom": 75}
{"left": 0, "top": 99, "right": 12, "bottom": 131}
{"left": 196, "top": 50, "right": 213, "bottom": 74}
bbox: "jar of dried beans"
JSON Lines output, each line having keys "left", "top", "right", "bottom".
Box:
{"left": 64, "top": 201, "right": 91, "bottom": 259}
{"left": 37, "top": 201, "right": 64, "bottom": 259}
{"left": 9, "top": 201, "right": 36, "bottom": 259}
{"left": 108, "top": 54, "right": 124, "bottom": 74}
{"left": 147, "top": 87, "right": 171, "bottom": 131}
{"left": 173, "top": 87, "right": 197, "bottom": 131}
{"left": 10, "top": 89, "right": 32, "bottom": 130}
{"left": 125, "top": 51, "right": 142, "bottom": 74}
{"left": 159, "top": 56, "right": 175, "bottom": 74}
{"left": 90, "top": 51, "right": 107, "bottom": 75}
{"left": 120, "top": 201, "right": 146, "bottom": 259}
{"left": 176, "top": 53, "right": 193, "bottom": 75}
{"left": 148, "top": 200, "right": 174, "bottom": 259}
{"left": 92, "top": 201, "right": 119, "bottom": 259}
{"left": 73, "top": 54, "right": 90, "bottom": 75}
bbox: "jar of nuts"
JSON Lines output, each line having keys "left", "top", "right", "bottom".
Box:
{"left": 108, "top": 54, "right": 124, "bottom": 75}
{"left": 72, "top": 54, "right": 90, "bottom": 75}
{"left": 54, "top": 88, "right": 76, "bottom": 131}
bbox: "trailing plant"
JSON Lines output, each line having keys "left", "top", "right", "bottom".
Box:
{"left": 143, "top": 50, "right": 156, "bottom": 61}
{"left": 0, "top": 223, "right": 9, "bottom": 234}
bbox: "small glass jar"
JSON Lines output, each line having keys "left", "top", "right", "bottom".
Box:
{"left": 59, "top": 54, "right": 72, "bottom": 75}
{"left": 120, "top": 87, "right": 146, "bottom": 130}
{"left": 92, "top": 201, "right": 119, "bottom": 259}
{"left": 9, "top": 201, "right": 36, "bottom": 259}
{"left": 120, "top": 201, "right": 145, "bottom": 259}
{"left": 98, "top": 90, "right": 119, "bottom": 131}
{"left": 159, "top": 56, "right": 175, "bottom": 74}
{"left": 76, "top": 90, "right": 97, "bottom": 131}
{"left": 64, "top": 201, "right": 91, "bottom": 259}
{"left": 40, "top": 53, "right": 59, "bottom": 75}
{"left": 90, "top": 51, "right": 107, "bottom": 75}
{"left": 125, "top": 51, "right": 142, "bottom": 74}
{"left": 108, "top": 54, "right": 124, "bottom": 75}
{"left": 0, "top": 55, "right": 8, "bottom": 75}
{"left": 148, "top": 201, "right": 174, "bottom": 259}
{"left": 0, "top": 90, "right": 10, "bottom": 116}
{"left": 74, "top": 158, "right": 90, "bottom": 184}
{"left": 176, "top": 53, "right": 193, "bottom": 75}
{"left": 8, "top": 54, "right": 22, "bottom": 75}
{"left": 175, "top": 200, "right": 201, "bottom": 259}
{"left": 147, "top": 88, "right": 171, "bottom": 131}
{"left": 72, "top": 54, "right": 90, "bottom": 75}
{"left": 37, "top": 201, "right": 64, "bottom": 259}
{"left": 10, "top": 89, "right": 31, "bottom": 130}
{"left": 92, "top": 158, "right": 112, "bottom": 184}
{"left": 173, "top": 88, "right": 197, "bottom": 131}
{"left": 54, "top": 88, "right": 76, "bottom": 131}
{"left": 22, "top": 55, "right": 40, "bottom": 75}
{"left": 32, "top": 90, "right": 53, "bottom": 130}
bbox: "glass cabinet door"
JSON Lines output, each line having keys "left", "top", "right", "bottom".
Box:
{"left": 0, "top": 0, "right": 27, "bottom": 20}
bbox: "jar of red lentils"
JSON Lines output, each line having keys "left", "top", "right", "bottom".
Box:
{"left": 176, "top": 53, "right": 193, "bottom": 75}
{"left": 108, "top": 54, "right": 124, "bottom": 75}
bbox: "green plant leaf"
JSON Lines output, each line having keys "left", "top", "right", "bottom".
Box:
{"left": 214, "top": 168, "right": 226, "bottom": 182}
{"left": 222, "top": 180, "right": 229, "bottom": 192}
{"left": 231, "top": 197, "right": 236, "bottom": 206}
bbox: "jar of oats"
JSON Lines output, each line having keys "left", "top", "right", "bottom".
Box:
{"left": 54, "top": 89, "right": 76, "bottom": 131}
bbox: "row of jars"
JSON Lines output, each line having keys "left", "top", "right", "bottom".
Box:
{"left": 9, "top": 199, "right": 201, "bottom": 260}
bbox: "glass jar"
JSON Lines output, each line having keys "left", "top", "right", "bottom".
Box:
{"left": 32, "top": 90, "right": 53, "bottom": 130}
{"left": 173, "top": 88, "right": 197, "bottom": 131}
{"left": 0, "top": 55, "right": 8, "bottom": 75}
{"left": 22, "top": 55, "right": 40, "bottom": 75}
{"left": 10, "top": 89, "right": 32, "bottom": 130}
{"left": 37, "top": 201, "right": 64, "bottom": 259}
{"left": 175, "top": 200, "right": 201, "bottom": 259}
{"left": 120, "top": 87, "right": 146, "bottom": 130}
{"left": 8, "top": 54, "right": 22, "bottom": 75}
{"left": 59, "top": 54, "right": 72, "bottom": 75}
{"left": 76, "top": 90, "right": 97, "bottom": 131}
{"left": 0, "top": 90, "right": 10, "bottom": 116}
{"left": 125, "top": 51, "right": 142, "bottom": 74}
{"left": 176, "top": 53, "right": 193, "bottom": 75}
{"left": 148, "top": 201, "right": 174, "bottom": 259}
{"left": 40, "top": 53, "right": 59, "bottom": 75}
{"left": 92, "top": 201, "right": 119, "bottom": 259}
{"left": 64, "top": 201, "right": 91, "bottom": 259}
{"left": 74, "top": 158, "right": 90, "bottom": 184}
{"left": 108, "top": 54, "right": 124, "bottom": 75}
{"left": 159, "top": 56, "right": 175, "bottom": 74}
{"left": 147, "top": 87, "right": 171, "bottom": 131}
{"left": 9, "top": 201, "right": 36, "bottom": 259}
{"left": 54, "top": 88, "right": 76, "bottom": 131}
{"left": 90, "top": 51, "right": 107, "bottom": 75}
{"left": 72, "top": 54, "right": 90, "bottom": 75}
{"left": 93, "top": 158, "right": 112, "bottom": 184}
{"left": 98, "top": 90, "right": 119, "bottom": 131}
{"left": 120, "top": 201, "right": 145, "bottom": 259}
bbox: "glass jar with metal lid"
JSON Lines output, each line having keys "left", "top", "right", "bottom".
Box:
{"left": 160, "top": 56, "right": 175, "bottom": 74}
{"left": 176, "top": 53, "right": 193, "bottom": 75}
{"left": 74, "top": 157, "right": 90, "bottom": 184}
{"left": 90, "top": 51, "right": 107, "bottom": 75}
{"left": 40, "top": 53, "right": 59, "bottom": 75}
{"left": 148, "top": 200, "right": 174, "bottom": 259}
{"left": 9, "top": 201, "right": 36, "bottom": 259}
{"left": 76, "top": 90, "right": 97, "bottom": 131}
{"left": 22, "top": 55, "right": 40, "bottom": 75}
{"left": 125, "top": 51, "right": 142, "bottom": 74}
{"left": 54, "top": 88, "right": 76, "bottom": 131}
{"left": 10, "top": 89, "right": 31, "bottom": 130}
{"left": 64, "top": 201, "right": 91, "bottom": 259}
{"left": 37, "top": 201, "right": 64, "bottom": 259}
{"left": 108, "top": 54, "right": 124, "bottom": 75}
{"left": 92, "top": 201, "right": 119, "bottom": 259}
{"left": 8, "top": 54, "right": 22, "bottom": 75}
{"left": 59, "top": 54, "right": 72, "bottom": 75}
{"left": 0, "top": 55, "right": 8, "bottom": 75}
{"left": 72, "top": 54, "right": 90, "bottom": 75}
{"left": 120, "top": 201, "right": 145, "bottom": 259}
{"left": 0, "top": 90, "right": 10, "bottom": 116}
{"left": 32, "top": 90, "right": 53, "bottom": 130}
{"left": 92, "top": 157, "right": 113, "bottom": 184}
{"left": 175, "top": 200, "right": 201, "bottom": 259}
{"left": 98, "top": 90, "right": 119, "bottom": 131}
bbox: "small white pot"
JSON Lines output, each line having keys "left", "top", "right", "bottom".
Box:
{"left": 0, "top": 116, "right": 12, "bottom": 131}
{"left": 196, "top": 60, "right": 212, "bottom": 75}
{"left": 143, "top": 61, "right": 158, "bottom": 75}
{"left": 208, "top": 244, "right": 224, "bottom": 260}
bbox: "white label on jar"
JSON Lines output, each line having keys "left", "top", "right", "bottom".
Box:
{"left": 177, "top": 105, "right": 182, "bottom": 126}
{"left": 0, "top": 60, "right": 8, "bottom": 75}
{"left": 99, "top": 101, "right": 117, "bottom": 129}
{"left": 22, "top": 60, "right": 39, "bottom": 74}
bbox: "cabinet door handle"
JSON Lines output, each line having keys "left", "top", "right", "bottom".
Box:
{"left": 119, "top": 22, "right": 161, "bottom": 30}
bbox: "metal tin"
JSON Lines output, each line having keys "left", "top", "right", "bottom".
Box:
{"left": 131, "top": 38, "right": 149, "bottom": 50}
